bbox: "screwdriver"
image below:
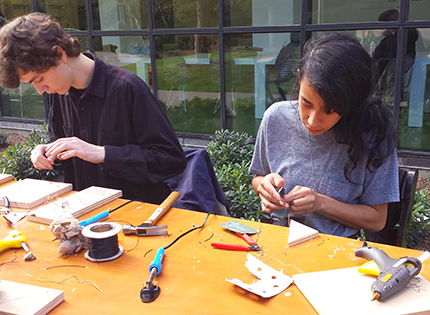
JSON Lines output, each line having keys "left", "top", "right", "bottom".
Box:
{"left": 0, "top": 230, "right": 29, "bottom": 253}
{"left": 78, "top": 200, "right": 133, "bottom": 227}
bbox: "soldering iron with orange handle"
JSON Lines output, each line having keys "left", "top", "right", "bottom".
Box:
{"left": 355, "top": 244, "right": 422, "bottom": 301}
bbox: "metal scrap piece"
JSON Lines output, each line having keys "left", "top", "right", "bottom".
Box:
{"left": 225, "top": 253, "right": 293, "bottom": 298}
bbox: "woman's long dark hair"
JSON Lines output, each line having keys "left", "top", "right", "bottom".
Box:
{"left": 291, "top": 32, "right": 396, "bottom": 180}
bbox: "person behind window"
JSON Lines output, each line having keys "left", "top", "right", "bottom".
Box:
{"left": 0, "top": 13, "right": 187, "bottom": 204}
{"left": 250, "top": 33, "right": 399, "bottom": 238}
{"left": 373, "top": 9, "right": 418, "bottom": 103}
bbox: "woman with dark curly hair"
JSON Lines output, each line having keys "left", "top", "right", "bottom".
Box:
{"left": 250, "top": 32, "right": 399, "bottom": 237}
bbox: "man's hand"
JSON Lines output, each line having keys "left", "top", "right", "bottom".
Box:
{"left": 45, "top": 137, "right": 105, "bottom": 164}
{"left": 31, "top": 144, "right": 54, "bottom": 170}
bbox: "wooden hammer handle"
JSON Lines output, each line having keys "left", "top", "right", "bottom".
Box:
{"left": 143, "top": 191, "right": 180, "bottom": 226}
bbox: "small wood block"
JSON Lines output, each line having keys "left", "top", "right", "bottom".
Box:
{"left": 288, "top": 219, "right": 319, "bottom": 247}
{"left": 0, "top": 280, "right": 64, "bottom": 315}
{"left": 0, "top": 179, "right": 72, "bottom": 209}
{"left": 0, "top": 174, "right": 14, "bottom": 185}
{"left": 27, "top": 186, "right": 123, "bottom": 225}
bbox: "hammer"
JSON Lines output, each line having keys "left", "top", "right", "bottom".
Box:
{"left": 123, "top": 191, "right": 180, "bottom": 236}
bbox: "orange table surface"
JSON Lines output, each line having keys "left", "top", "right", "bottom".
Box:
{"left": 1, "top": 197, "right": 429, "bottom": 315}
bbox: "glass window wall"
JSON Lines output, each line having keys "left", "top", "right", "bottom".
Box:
{"left": 153, "top": 0, "right": 218, "bottom": 29}
{"left": 91, "top": 0, "right": 148, "bottom": 30}
{"left": 399, "top": 28, "right": 430, "bottom": 151}
{"left": 1, "top": 1, "right": 430, "bottom": 161}
{"left": 224, "top": 0, "right": 300, "bottom": 27}
{"left": 310, "top": 0, "right": 400, "bottom": 24}
{"left": 224, "top": 32, "right": 300, "bottom": 136}
{"left": 93, "top": 35, "right": 151, "bottom": 84}
{"left": 409, "top": 0, "right": 430, "bottom": 21}
{"left": 155, "top": 34, "right": 221, "bottom": 133}
{"left": 36, "top": 0, "right": 88, "bottom": 30}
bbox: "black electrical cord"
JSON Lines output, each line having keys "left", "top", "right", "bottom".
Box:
{"left": 163, "top": 212, "right": 212, "bottom": 250}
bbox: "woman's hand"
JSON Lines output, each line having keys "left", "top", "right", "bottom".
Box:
{"left": 252, "top": 173, "right": 289, "bottom": 214}
{"left": 284, "top": 185, "right": 322, "bottom": 215}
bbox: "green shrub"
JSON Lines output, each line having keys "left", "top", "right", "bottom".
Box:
{"left": 0, "top": 124, "right": 62, "bottom": 180}
{"left": 407, "top": 189, "right": 430, "bottom": 248}
{"left": 206, "top": 129, "right": 269, "bottom": 222}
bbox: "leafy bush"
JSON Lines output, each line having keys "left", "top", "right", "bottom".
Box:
{"left": 0, "top": 124, "right": 62, "bottom": 180}
{"left": 206, "top": 129, "right": 269, "bottom": 222}
{"left": 407, "top": 189, "right": 430, "bottom": 248}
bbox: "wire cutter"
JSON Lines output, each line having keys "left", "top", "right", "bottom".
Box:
{"left": 211, "top": 232, "right": 262, "bottom": 251}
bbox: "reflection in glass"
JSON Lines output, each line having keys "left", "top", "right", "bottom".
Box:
{"left": 310, "top": 0, "right": 400, "bottom": 24}
{"left": 153, "top": 0, "right": 218, "bottom": 29}
{"left": 224, "top": 0, "right": 300, "bottom": 27}
{"left": 91, "top": 0, "right": 148, "bottom": 30}
{"left": 36, "top": 0, "right": 88, "bottom": 30}
{"left": 1, "top": 85, "right": 44, "bottom": 120}
{"left": 93, "top": 36, "right": 151, "bottom": 84}
{"left": 409, "top": 0, "right": 430, "bottom": 21}
{"left": 399, "top": 28, "right": 430, "bottom": 151}
{"left": 155, "top": 34, "right": 220, "bottom": 133}
{"left": 224, "top": 32, "right": 300, "bottom": 136}
{"left": 1, "top": 1, "right": 32, "bottom": 21}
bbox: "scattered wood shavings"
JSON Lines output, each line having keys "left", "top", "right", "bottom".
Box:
{"left": 42, "top": 265, "right": 88, "bottom": 270}
{"left": 0, "top": 251, "right": 17, "bottom": 266}
{"left": 26, "top": 273, "right": 103, "bottom": 292}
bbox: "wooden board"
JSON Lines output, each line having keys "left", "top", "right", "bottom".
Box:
{"left": 0, "top": 174, "right": 14, "bottom": 185}
{"left": 293, "top": 267, "right": 430, "bottom": 315}
{"left": 0, "top": 280, "right": 64, "bottom": 315}
{"left": 27, "top": 186, "right": 122, "bottom": 225}
{"left": 0, "top": 179, "right": 72, "bottom": 209}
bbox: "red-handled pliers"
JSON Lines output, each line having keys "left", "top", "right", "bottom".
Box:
{"left": 211, "top": 232, "right": 262, "bottom": 251}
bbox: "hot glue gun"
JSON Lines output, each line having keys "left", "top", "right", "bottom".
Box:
{"left": 355, "top": 243, "right": 422, "bottom": 301}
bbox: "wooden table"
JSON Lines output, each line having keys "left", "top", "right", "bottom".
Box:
{"left": 1, "top": 198, "right": 429, "bottom": 314}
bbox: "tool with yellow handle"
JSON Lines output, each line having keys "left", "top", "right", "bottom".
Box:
{"left": 0, "top": 230, "right": 29, "bottom": 253}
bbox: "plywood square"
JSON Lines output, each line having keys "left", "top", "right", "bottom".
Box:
{"left": 27, "top": 186, "right": 122, "bottom": 225}
{"left": 293, "top": 267, "right": 430, "bottom": 315}
{"left": 0, "top": 179, "right": 72, "bottom": 209}
{"left": 288, "top": 219, "right": 319, "bottom": 246}
{"left": 0, "top": 280, "right": 64, "bottom": 315}
{"left": 0, "top": 174, "right": 14, "bottom": 185}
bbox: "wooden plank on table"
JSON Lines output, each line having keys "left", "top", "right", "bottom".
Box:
{"left": 0, "top": 174, "right": 14, "bottom": 185}
{"left": 0, "top": 280, "right": 64, "bottom": 315}
{"left": 27, "top": 186, "right": 123, "bottom": 225}
{"left": 0, "top": 179, "right": 72, "bottom": 209}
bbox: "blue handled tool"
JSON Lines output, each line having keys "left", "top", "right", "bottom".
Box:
{"left": 140, "top": 247, "right": 165, "bottom": 303}
{"left": 140, "top": 212, "right": 212, "bottom": 303}
{"left": 79, "top": 200, "right": 133, "bottom": 227}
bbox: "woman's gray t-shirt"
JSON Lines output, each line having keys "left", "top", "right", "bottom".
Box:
{"left": 249, "top": 101, "right": 399, "bottom": 237}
